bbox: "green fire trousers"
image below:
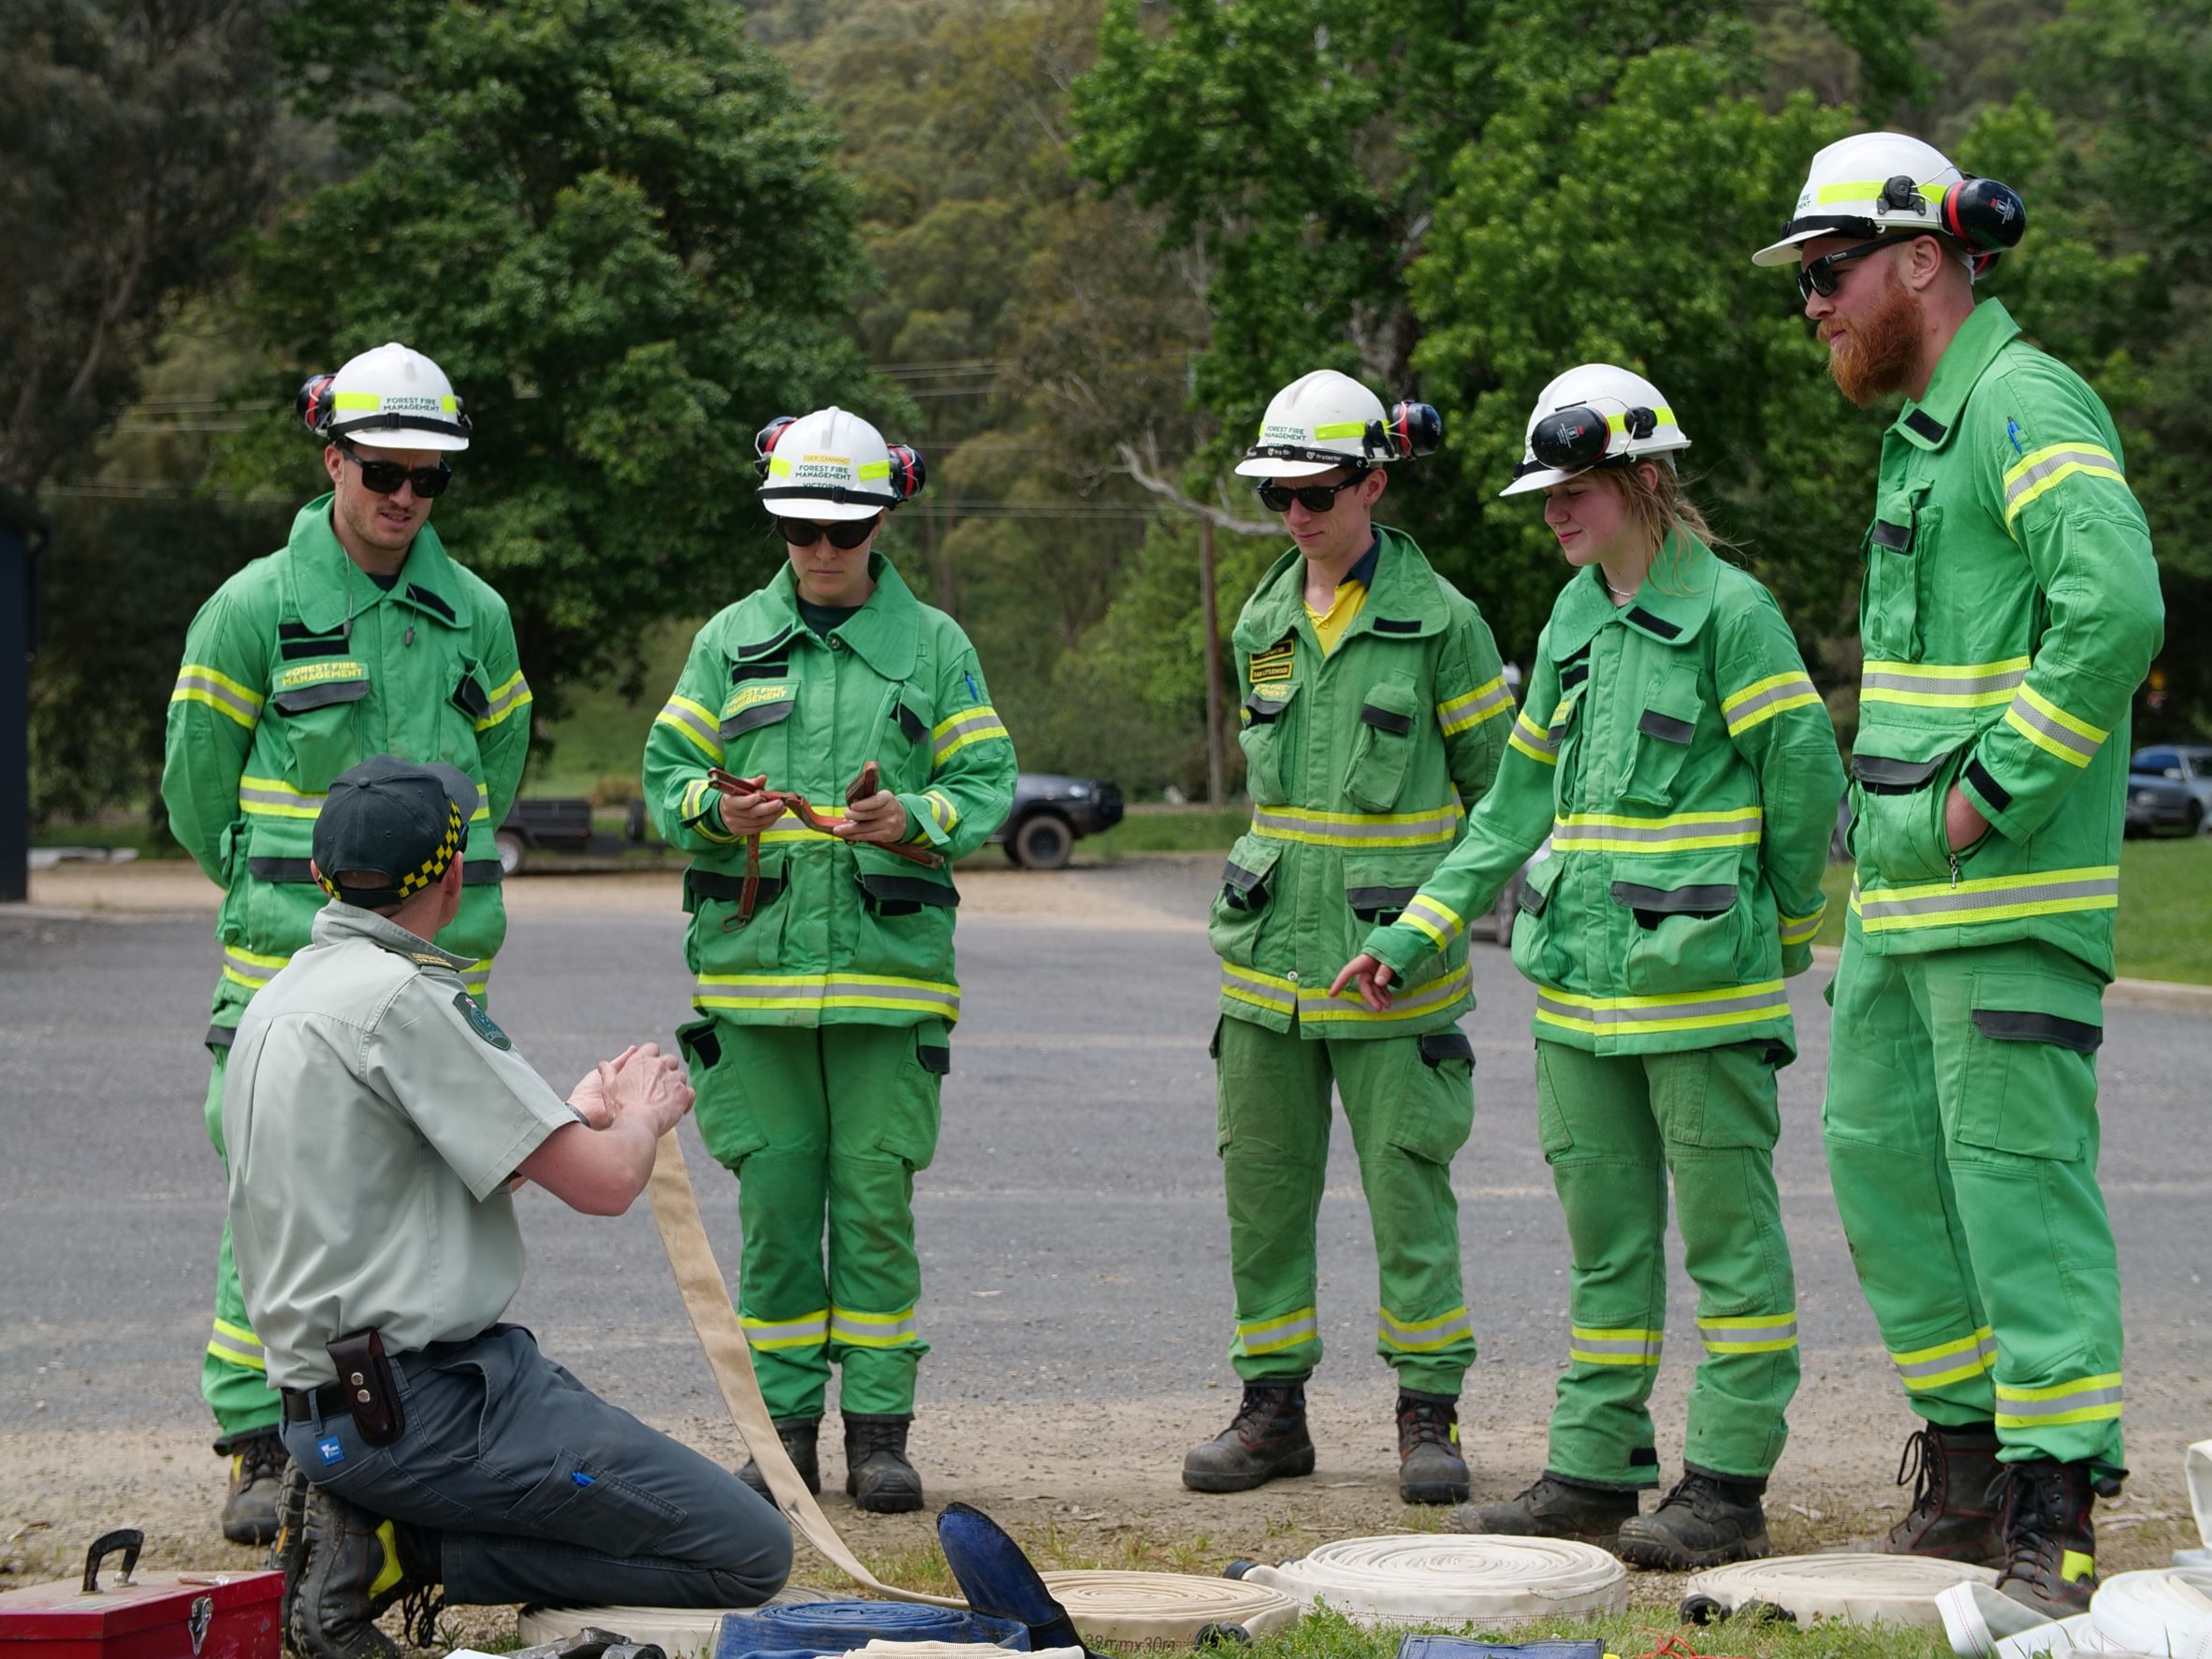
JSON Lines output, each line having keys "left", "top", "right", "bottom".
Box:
{"left": 1534, "top": 1040, "right": 1799, "bottom": 1487}
{"left": 683, "top": 1018, "right": 947, "bottom": 1421}
{"left": 202, "top": 1050, "right": 283, "bottom": 1436}
{"left": 1823, "top": 925, "right": 2124, "bottom": 1469}
{"left": 1213, "top": 1014, "right": 1477, "bottom": 1396}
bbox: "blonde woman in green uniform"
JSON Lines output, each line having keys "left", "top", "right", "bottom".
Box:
{"left": 642, "top": 408, "right": 1015, "bottom": 1513}
{"left": 1334, "top": 364, "right": 1845, "bottom": 1567}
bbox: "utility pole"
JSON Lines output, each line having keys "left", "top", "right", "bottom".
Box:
{"left": 0, "top": 488, "right": 50, "bottom": 904}
{"left": 1198, "top": 517, "right": 1227, "bottom": 807}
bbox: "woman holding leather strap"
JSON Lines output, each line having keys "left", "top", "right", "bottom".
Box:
{"left": 641, "top": 406, "right": 1016, "bottom": 1512}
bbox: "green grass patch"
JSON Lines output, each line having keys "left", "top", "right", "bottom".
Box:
{"left": 1815, "top": 836, "right": 2212, "bottom": 983}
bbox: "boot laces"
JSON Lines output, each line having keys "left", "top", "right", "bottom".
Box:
{"left": 400, "top": 1587, "right": 445, "bottom": 1649}
{"left": 1230, "top": 1384, "right": 1301, "bottom": 1447}
{"left": 1998, "top": 1463, "right": 2073, "bottom": 1582}
{"left": 1398, "top": 1398, "right": 1456, "bottom": 1452}
{"left": 848, "top": 1418, "right": 910, "bottom": 1459}
{"left": 1896, "top": 1428, "right": 1939, "bottom": 1516}
{"left": 240, "top": 1432, "right": 288, "bottom": 1485}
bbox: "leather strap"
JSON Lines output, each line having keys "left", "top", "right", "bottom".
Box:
{"left": 645, "top": 1132, "right": 964, "bottom": 1608}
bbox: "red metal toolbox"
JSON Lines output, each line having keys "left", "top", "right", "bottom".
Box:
{"left": 0, "top": 1531, "right": 283, "bottom": 1659}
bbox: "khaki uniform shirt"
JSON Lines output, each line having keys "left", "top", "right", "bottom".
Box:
{"left": 223, "top": 903, "right": 578, "bottom": 1389}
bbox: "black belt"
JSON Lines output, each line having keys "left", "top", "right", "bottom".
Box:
{"left": 281, "top": 1380, "right": 355, "bottom": 1423}
{"left": 281, "top": 1329, "right": 503, "bottom": 1422}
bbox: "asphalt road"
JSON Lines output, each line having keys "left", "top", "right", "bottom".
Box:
{"left": 3, "top": 859, "right": 2206, "bottom": 1483}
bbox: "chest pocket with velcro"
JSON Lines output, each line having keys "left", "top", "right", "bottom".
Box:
{"left": 269, "top": 658, "right": 371, "bottom": 791}
{"left": 1862, "top": 485, "right": 1930, "bottom": 662}
{"left": 1619, "top": 660, "right": 1703, "bottom": 809}
{"left": 1344, "top": 673, "right": 1420, "bottom": 812}
{"left": 1238, "top": 676, "right": 1301, "bottom": 807}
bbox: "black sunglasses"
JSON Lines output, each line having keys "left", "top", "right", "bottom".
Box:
{"left": 776, "top": 515, "right": 880, "bottom": 550}
{"left": 340, "top": 440, "right": 452, "bottom": 499}
{"left": 1797, "top": 237, "right": 1908, "bottom": 302}
{"left": 1255, "top": 473, "right": 1369, "bottom": 514}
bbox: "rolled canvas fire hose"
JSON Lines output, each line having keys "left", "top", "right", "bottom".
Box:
{"left": 1682, "top": 1554, "right": 1997, "bottom": 1628}
{"left": 1239, "top": 1535, "right": 1627, "bottom": 1627}
{"left": 1035, "top": 1572, "right": 1299, "bottom": 1646}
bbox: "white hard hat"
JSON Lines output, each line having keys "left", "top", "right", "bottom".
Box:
{"left": 754, "top": 407, "right": 924, "bottom": 521}
{"left": 1498, "top": 364, "right": 1689, "bottom": 498}
{"left": 1753, "top": 132, "right": 1967, "bottom": 267}
{"left": 1238, "top": 370, "right": 1436, "bottom": 479}
{"left": 322, "top": 342, "right": 471, "bottom": 452}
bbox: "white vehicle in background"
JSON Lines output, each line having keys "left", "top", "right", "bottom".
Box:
{"left": 2131, "top": 744, "right": 2212, "bottom": 834}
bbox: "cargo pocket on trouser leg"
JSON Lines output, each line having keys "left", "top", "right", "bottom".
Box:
{"left": 825, "top": 1025, "right": 942, "bottom": 1415}
{"left": 1350, "top": 1031, "right": 1477, "bottom": 1392}
{"left": 1215, "top": 1017, "right": 1331, "bottom": 1380}
{"left": 1652, "top": 1045, "right": 1798, "bottom": 1479}
{"left": 1934, "top": 950, "right": 2122, "bottom": 1465}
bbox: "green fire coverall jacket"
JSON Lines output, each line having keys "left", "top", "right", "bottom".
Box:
{"left": 1822, "top": 298, "right": 2161, "bottom": 1476}
{"left": 162, "top": 494, "right": 530, "bottom": 1429}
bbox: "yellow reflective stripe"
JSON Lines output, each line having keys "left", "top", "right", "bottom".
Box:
{"left": 1551, "top": 807, "right": 1761, "bottom": 853}
{"left": 222, "top": 945, "right": 292, "bottom": 988}
{"left": 1238, "top": 1306, "right": 1318, "bottom": 1354}
{"left": 1377, "top": 1304, "right": 1473, "bottom": 1352}
{"left": 1220, "top": 962, "right": 1298, "bottom": 1015}
{"left": 459, "top": 959, "right": 492, "bottom": 997}
{"left": 932, "top": 706, "right": 1011, "bottom": 764}
{"left": 655, "top": 696, "right": 723, "bottom": 761}
{"left": 1855, "top": 866, "right": 2118, "bottom": 932}
{"left": 1570, "top": 1325, "right": 1663, "bottom": 1366}
{"left": 695, "top": 971, "right": 960, "bottom": 1021}
{"left": 681, "top": 777, "right": 742, "bottom": 842}
{"left": 1311, "top": 421, "right": 1364, "bottom": 439}
{"left": 1995, "top": 1372, "right": 2123, "bottom": 1428}
{"left": 829, "top": 1303, "right": 921, "bottom": 1347}
{"left": 1778, "top": 900, "right": 1826, "bottom": 946}
{"left": 1813, "top": 178, "right": 1946, "bottom": 205}
{"left": 742, "top": 1309, "right": 828, "bottom": 1350}
{"left": 767, "top": 456, "right": 793, "bottom": 477}
{"left": 753, "top": 804, "right": 849, "bottom": 845}
{"left": 1297, "top": 962, "right": 1471, "bottom": 1025}
{"left": 2003, "top": 683, "right": 2105, "bottom": 767}
{"left": 331, "top": 392, "right": 380, "bottom": 410}
{"left": 1890, "top": 1326, "right": 1997, "bottom": 1390}
{"left": 239, "top": 776, "right": 325, "bottom": 818}
{"left": 1860, "top": 656, "right": 2030, "bottom": 709}
{"left": 207, "top": 1317, "right": 267, "bottom": 1372}
{"left": 1721, "top": 671, "right": 1819, "bottom": 735}
{"left": 475, "top": 669, "right": 532, "bottom": 733}
{"left": 1249, "top": 801, "right": 1462, "bottom": 849}
{"left": 855, "top": 460, "right": 892, "bottom": 481}
{"left": 1698, "top": 1312, "right": 1799, "bottom": 1354}
{"left": 1436, "top": 677, "right": 1512, "bottom": 736}
{"left": 172, "top": 664, "right": 264, "bottom": 728}
{"left": 1506, "top": 708, "right": 1559, "bottom": 764}
{"left": 1607, "top": 405, "right": 1673, "bottom": 432}
{"left": 923, "top": 791, "right": 958, "bottom": 833}
{"left": 1535, "top": 980, "right": 1789, "bottom": 1038}
{"left": 2002, "top": 442, "right": 2125, "bottom": 526}
{"left": 1401, "top": 895, "right": 1463, "bottom": 950}
{"left": 2061, "top": 1550, "right": 2097, "bottom": 1584}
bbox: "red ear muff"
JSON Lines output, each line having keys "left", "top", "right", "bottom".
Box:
{"left": 297, "top": 373, "right": 336, "bottom": 438}
{"left": 885, "top": 444, "right": 926, "bottom": 502}
{"left": 753, "top": 415, "right": 797, "bottom": 479}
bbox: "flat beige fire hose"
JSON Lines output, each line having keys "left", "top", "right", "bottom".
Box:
{"left": 1241, "top": 1535, "right": 1626, "bottom": 1626}
{"left": 1686, "top": 1553, "right": 1996, "bottom": 1628}
{"left": 1035, "top": 1572, "right": 1299, "bottom": 1647}
{"left": 647, "top": 1130, "right": 966, "bottom": 1609}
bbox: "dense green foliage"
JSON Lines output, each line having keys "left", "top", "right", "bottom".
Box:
{"left": 22, "top": 0, "right": 2211, "bottom": 828}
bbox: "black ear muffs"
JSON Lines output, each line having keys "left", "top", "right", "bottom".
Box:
{"left": 885, "top": 443, "right": 926, "bottom": 502}
{"left": 1939, "top": 176, "right": 2026, "bottom": 268}
{"left": 1527, "top": 404, "right": 1615, "bottom": 473}
{"left": 753, "top": 415, "right": 797, "bottom": 480}
{"left": 297, "top": 373, "right": 336, "bottom": 439}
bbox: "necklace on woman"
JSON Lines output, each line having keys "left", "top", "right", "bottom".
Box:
{"left": 1602, "top": 572, "right": 1638, "bottom": 601}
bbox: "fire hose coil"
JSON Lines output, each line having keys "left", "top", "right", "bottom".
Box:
{"left": 1241, "top": 1536, "right": 1626, "bottom": 1627}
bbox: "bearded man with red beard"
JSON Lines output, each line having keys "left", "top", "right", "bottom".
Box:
{"left": 1754, "top": 133, "right": 2162, "bottom": 1619}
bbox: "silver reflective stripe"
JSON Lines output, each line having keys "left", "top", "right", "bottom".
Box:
{"left": 1377, "top": 1307, "right": 1472, "bottom": 1350}
{"left": 1723, "top": 676, "right": 1815, "bottom": 729}
{"left": 1297, "top": 966, "right": 1469, "bottom": 1021}
{"left": 1535, "top": 985, "right": 1787, "bottom": 1026}
{"left": 742, "top": 1313, "right": 827, "bottom": 1346}
{"left": 239, "top": 781, "right": 325, "bottom": 813}
{"left": 1554, "top": 811, "right": 1761, "bottom": 844}
{"left": 173, "top": 669, "right": 261, "bottom": 723}
{"left": 1892, "top": 1329, "right": 1997, "bottom": 1386}
{"left": 2006, "top": 691, "right": 2101, "bottom": 762}
{"left": 1239, "top": 1311, "right": 1317, "bottom": 1353}
{"left": 658, "top": 699, "right": 721, "bottom": 751}
{"left": 2004, "top": 447, "right": 2120, "bottom": 508}
{"left": 1699, "top": 1316, "right": 1799, "bottom": 1349}
{"left": 932, "top": 707, "right": 1005, "bottom": 753}
{"left": 1862, "top": 664, "right": 2027, "bottom": 698}
{"left": 830, "top": 1308, "right": 921, "bottom": 1346}
{"left": 1250, "top": 806, "right": 1461, "bottom": 843}
{"left": 1996, "top": 1383, "right": 2123, "bottom": 1419}
{"left": 1221, "top": 964, "right": 1296, "bottom": 1011}
{"left": 483, "top": 674, "right": 531, "bottom": 721}
{"left": 1856, "top": 873, "right": 2118, "bottom": 923}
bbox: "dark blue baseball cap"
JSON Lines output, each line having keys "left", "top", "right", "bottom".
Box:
{"left": 310, "top": 755, "right": 479, "bottom": 910}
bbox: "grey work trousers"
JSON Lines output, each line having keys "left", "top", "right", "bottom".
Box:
{"left": 279, "top": 1324, "right": 791, "bottom": 1609}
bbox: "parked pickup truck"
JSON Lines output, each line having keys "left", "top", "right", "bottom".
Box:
{"left": 496, "top": 798, "right": 647, "bottom": 873}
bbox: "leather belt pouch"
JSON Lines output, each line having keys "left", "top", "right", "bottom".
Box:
{"left": 326, "top": 1329, "right": 405, "bottom": 1447}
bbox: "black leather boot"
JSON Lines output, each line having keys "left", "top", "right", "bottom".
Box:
{"left": 1181, "top": 1378, "right": 1316, "bottom": 1493}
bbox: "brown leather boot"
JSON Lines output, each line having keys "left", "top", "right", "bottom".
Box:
{"left": 1395, "top": 1390, "right": 1470, "bottom": 1505}
{"left": 216, "top": 1427, "right": 290, "bottom": 1547}
{"left": 1994, "top": 1460, "right": 2100, "bottom": 1617}
{"left": 1182, "top": 1379, "right": 1315, "bottom": 1493}
{"left": 1885, "top": 1423, "right": 2007, "bottom": 1566}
